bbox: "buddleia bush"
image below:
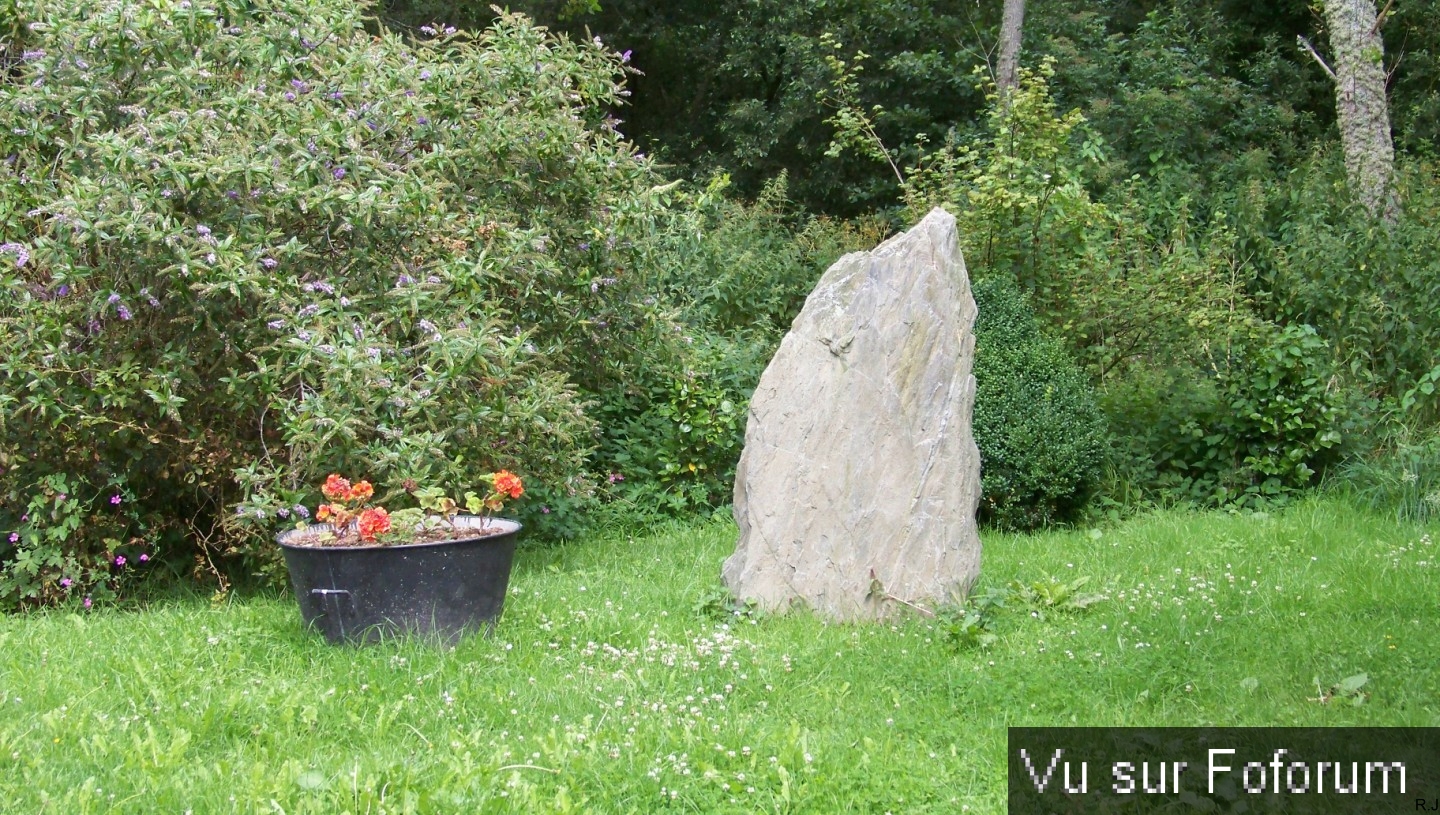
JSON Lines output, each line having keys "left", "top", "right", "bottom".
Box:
{"left": 972, "top": 276, "right": 1107, "bottom": 530}
{"left": 0, "top": 0, "right": 672, "bottom": 606}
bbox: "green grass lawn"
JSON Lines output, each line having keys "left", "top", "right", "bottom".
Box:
{"left": 2, "top": 496, "right": 1437, "bottom": 813}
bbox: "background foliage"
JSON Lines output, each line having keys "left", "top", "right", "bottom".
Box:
{"left": 5, "top": 0, "right": 1440, "bottom": 604}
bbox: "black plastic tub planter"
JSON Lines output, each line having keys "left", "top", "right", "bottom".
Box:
{"left": 277, "top": 515, "right": 521, "bottom": 645}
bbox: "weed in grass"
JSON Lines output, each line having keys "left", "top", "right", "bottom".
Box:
{"left": 937, "top": 584, "right": 1020, "bottom": 652}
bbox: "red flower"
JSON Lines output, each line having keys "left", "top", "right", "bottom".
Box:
{"left": 322, "top": 473, "right": 352, "bottom": 501}
{"left": 493, "top": 470, "right": 523, "bottom": 500}
{"left": 348, "top": 479, "right": 374, "bottom": 503}
{"left": 357, "top": 507, "right": 391, "bottom": 541}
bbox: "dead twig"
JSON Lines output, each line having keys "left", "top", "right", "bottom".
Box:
{"left": 1297, "top": 35, "right": 1337, "bottom": 82}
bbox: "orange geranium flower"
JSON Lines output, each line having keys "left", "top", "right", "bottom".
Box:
{"left": 348, "top": 479, "right": 374, "bottom": 503}
{"left": 322, "top": 473, "right": 352, "bottom": 501}
{"left": 316, "top": 503, "right": 349, "bottom": 524}
{"left": 356, "top": 507, "right": 391, "bottom": 541}
{"left": 493, "top": 470, "right": 523, "bottom": 500}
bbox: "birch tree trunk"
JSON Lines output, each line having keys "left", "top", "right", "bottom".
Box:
{"left": 1321, "top": 0, "right": 1399, "bottom": 222}
{"left": 997, "top": 0, "right": 1026, "bottom": 101}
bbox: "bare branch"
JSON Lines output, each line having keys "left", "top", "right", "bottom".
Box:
{"left": 1373, "top": 0, "right": 1394, "bottom": 33}
{"left": 1297, "top": 35, "right": 1338, "bottom": 82}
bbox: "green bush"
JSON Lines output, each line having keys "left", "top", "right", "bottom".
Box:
{"left": 895, "top": 62, "right": 1251, "bottom": 383}
{"left": 588, "top": 174, "right": 876, "bottom": 517}
{"left": 0, "top": 0, "right": 671, "bottom": 606}
{"left": 1225, "top": 152, "right": 1440, "bottom": 404}
{"left": 1100, "top": 324, "right": 1347, "bottom": 509}
{"left": 972, "top": 276, "right": 1107, "bottom": 530}
{"left": 596, "top": 332, "right": 765, "bottom": 514}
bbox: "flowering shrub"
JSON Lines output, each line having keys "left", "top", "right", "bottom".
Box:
{"left": 0, "top": 0, "right": 670, "bottom": 606}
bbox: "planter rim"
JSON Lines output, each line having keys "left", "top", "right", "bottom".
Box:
{"left": 276, "top": 514, "right": 520, "bottom": 552}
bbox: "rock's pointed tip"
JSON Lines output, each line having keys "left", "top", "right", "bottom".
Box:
{"left": 922, "top": 205, "right": 953, "bottom": 223}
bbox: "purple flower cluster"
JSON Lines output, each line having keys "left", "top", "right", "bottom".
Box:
{"left": 0, "top": 243, "right": 29, "bottom": 267}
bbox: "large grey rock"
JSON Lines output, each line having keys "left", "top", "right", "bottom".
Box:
{"left": 722, "top": 208, "right": 981, "bottom": 621}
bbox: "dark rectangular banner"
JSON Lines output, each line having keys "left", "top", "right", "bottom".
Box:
{"left": 1008, "top": 727, "right": 1440, "bottom": 813}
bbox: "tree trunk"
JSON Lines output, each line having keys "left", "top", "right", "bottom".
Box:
{"left": 1321, "top": 0, "right": 1399, "bottom": 222}
{"left": 997, "top": 0, "right": 1026, "bottom": 101}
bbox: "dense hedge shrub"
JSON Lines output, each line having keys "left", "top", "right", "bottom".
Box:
{"left": 972, "top": 276, "right": 1107, "bottom": 530}
{"left": 0, "top": 0, "right": 671, "bottom": 606}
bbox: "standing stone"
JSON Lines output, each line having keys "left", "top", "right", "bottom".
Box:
{"left": 722, "top": 208, "right": 982, "bottom": 621}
